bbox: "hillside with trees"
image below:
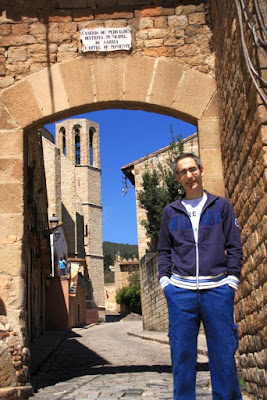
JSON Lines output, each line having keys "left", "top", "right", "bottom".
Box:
{"left": 103, "top": 241, "right": 138, "bottom": 271}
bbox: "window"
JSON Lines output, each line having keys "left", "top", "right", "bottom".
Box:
{"left": 74, "top": 126, "right": 81, "bottom": 165}
{"left": 89, "top": 128, "right": 95, "bottom": 166}
{"left": 60, "top": 127, "right": 66, "bottom": 155}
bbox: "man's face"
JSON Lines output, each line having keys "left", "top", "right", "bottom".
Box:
{"left": 175, "top": 157, "right": 204, "bottom": 196}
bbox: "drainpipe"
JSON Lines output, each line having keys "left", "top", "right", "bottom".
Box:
{"left": 50, "top": 233, "right": 55, "bottom": 277}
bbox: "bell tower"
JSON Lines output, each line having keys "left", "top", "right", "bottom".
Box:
{"left": 55, "top": 119, "right": 104, "bottom": 310}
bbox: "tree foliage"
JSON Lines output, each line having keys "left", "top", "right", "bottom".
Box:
{"left": 116, "top": 272, "right": 141, "bottom": 315}
{"left": 137, "top": 128, "right": 185, "bottom": 252}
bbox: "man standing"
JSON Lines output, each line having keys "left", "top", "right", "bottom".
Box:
{"left": 158, "top": 153, "right": 243, "bottom": 399}
{"left": 58, "top": 257, "right": 67, "bottom": 276}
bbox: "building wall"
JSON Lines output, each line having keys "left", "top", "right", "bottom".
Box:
{"left": 41, "top": 134, "right": 62, "bottom": 219}
{"left": 45, "top": 277, "right": 70, "bottom": 330}
{"left": 0, "top": 0, "right": 214, "bottom": 91}
{"left": 70, "top": 283, "right": 87, "bottom": 328}
{"left": 0, "top": 1, "right": 265, "bottom": 397}
{"left": 0, "top": 127, "right": 51, "bottom": 390}
{"left": 104, "top": 283, "right": 118, "bottom": 313}
{"left": 133, "top": 134, "right": 198, "bottom": 257}
{"left": 60, "top": 153, "right": 77, "bottom": 256}
{"left": 139, "top": 253, "right": 168, "bottom": 332}
{"left": 114, "top": 257, "right": 140, "bottom": 292}
{"left": 210, "top": 1, "right": 266, "bottom": 398}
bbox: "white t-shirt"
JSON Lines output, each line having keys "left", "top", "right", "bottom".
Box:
{"left": 181, "top": 193, "right": 207, "bottom": 242}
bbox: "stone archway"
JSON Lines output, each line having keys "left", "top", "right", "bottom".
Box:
{"left": 1, "top": 53, "right": 223, "bottom": 189}
{"left": 0, "top": 54, "right": 222, "bottom": 393}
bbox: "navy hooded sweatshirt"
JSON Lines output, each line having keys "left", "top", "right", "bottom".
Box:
{"left": 158, "top": 191, "right": 243, "bottom": 290}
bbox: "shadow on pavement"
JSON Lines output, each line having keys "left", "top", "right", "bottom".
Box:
{"left": 30, "top": 327, "right": 209, "bottom": 392}
{"left": 105, "top": 314, "right": 123, "bottom": 323}
{"left": 31, "top": 363, "right": 173, "bottom": 392}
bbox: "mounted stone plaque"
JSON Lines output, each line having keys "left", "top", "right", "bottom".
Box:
{"left": 81, "top": 27, "right": 132, "bottom": 52}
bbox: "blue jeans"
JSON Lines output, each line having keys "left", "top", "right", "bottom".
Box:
{"left": 164, "top": 284, "right": 242, "bottom": 400}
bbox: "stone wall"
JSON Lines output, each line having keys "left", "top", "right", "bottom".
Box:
{"left": 104, "top": 283, "right": 117, "bottom": 312}
{"left": 0, "top": 127, "right": 50, "bottom": 393}
{"left": 0, "top": 1, "right": 265, "bottom": 397}
{"left": 0, "top": 0, "right": 214, "bottom": 91}
{"left": 41, "top": 133, "right": 62, "bottom": 219}
{"left": 210, "top": 1, "right": 266, "bottom": 398}
{"left": 139, "top": 253, "right": 168, "bottom": 332}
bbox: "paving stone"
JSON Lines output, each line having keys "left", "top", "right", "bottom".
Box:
{"left": 28, "top": 320, "right": 214, "bottom": 399}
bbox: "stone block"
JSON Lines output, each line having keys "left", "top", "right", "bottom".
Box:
{"left": 0, "top": 130, "right": 23, "bottom": 156}
{"left": 29, "top": 23, "right": 46, "bottom": 35}
{"left": 1, "top": 80, "right": 42, "bottom": 128}
{"left": 0, "top": 159, "right": 23, "bottom": 183}
{"left": 199, "top": 148, "right": 224, "bottom": 194}
{"left": 172, "top": 68, "right": 216, "bottom": 121}
{"left": 7, "top": 47, "right": 28, "bottom": 63}
{"left": 105, "top": 18, "right": 128, "bottom": 27}
{"left": 175, "top": 5, "right": 197, "bottom": 15}
{"left": 40, "top": 11, "right": 72, "bottom": 23}
{"left": 0, "top": 241, "right": 23, "bottom": 276}
{"left": 0, "top": 214, "right": 23, "bottom": 243}
{"left": 135, "top": 7, "right": 174, "bottom": 18}
{"left": 188, "top": 13, "right": 206, "bottom": 25}
{"left": 147, "top": 28, "right": 168, "bottom": 39}
{"left": 93, "top": 57, "right": 125, "bottom": 103}
{"left": 0, "top": 341, "right": 17, "bottom": 387}
{"left": 0, "top": 184, "right": 22, "bottom": 215}
{"left": 28, "top": 64, "right": 69, "bottom": 117}
{"left": 0, "top": 24, "right": 11, "bottom": 36}
{"left": 144, "top": 38, "right": 163, "bottom": 47}
{"left": 27, "top": 43, "right": 57, "bottom": 54}
{"left": 154, "top": 16, "right": 167, "bottom": 28}
{"left": 175, "top": 43, "right": 198, "bottom": 57}
{"left": 143, "top": 46, "right": 174, "bottom": 57}
{"left": 11, "top": 23, "right": 29, "bottom": 36}
{"left": 59, "top": 57, "right": 95, "bottom": 108}
{"left": 0, "top": 76, "right": 15, "bottom": 89}
{"left": 0, "top": 105, "right": 18, "bottom": 130}
{"left": 149, "top": 58, "right": 184, "bottom": 109}
{"left": 139, "top": 17, "right": 153, "bottom": 29}
{"left": 73, "top": 8, "right": 94, "bottom": 21}
{"left": 198, "top": 117, "right": 221, "bottom": 149}
{"left": 202, "top": 92, "right": 220, "bottom": 118}
{"left": 0, "top": 34, "right": 36, "bottom": 46}
{"left": 124, "top": 55, "right": 155, "bottom": 103}
{"left": 168, "top": 15, "right": 188, "bottom": 28}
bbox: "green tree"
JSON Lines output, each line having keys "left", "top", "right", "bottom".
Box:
{"left": 116, "top": 272, "right": 141, "bottom": 314}
{"left": 138, "top": 128, "right": 185, "bottom": 252}
{"left": 104, "top": 252, "right": 115, "bottom": 272}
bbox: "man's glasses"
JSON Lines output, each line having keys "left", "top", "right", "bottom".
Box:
{"left": 178, "top": 167, "right": 199, "bottom": 177}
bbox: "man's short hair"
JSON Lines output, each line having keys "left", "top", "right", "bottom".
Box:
{"left": 173, "top": 153, "right": 202, "bottom": 174}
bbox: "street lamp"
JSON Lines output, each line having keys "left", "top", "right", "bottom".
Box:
{"left": 49, "top": 213, "right": 59, "bottom": 228}
{"left": 49, "top": 214, "right": 60, "bottom": 277}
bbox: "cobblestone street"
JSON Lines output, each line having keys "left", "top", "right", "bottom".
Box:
{"left": 29, "top": 319, "right": 213, "bottom": 399}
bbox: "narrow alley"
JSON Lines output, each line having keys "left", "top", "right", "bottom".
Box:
{"left": 29, "top": 317, "right": 213, "bottom": 400}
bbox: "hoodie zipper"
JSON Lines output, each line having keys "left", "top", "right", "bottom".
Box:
{"left": 195, "top": 198, "right": 218, "bottom": 288}
{"left": 178, "top": 209, "right": 199, "bottom": 288}
{"left": 173, "top": 195, "right": 217, "bottom": 290}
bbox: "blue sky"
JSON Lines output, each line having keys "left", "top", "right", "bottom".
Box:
{"left": 45, "top": 109, "right": 196, "bottom": 245}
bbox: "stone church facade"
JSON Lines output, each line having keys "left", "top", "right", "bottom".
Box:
{"left": 0, "top": 1, "right": 266, "bottom": 398}
{"left": 42, "top": 119, "right": 105, "bottom": 309}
